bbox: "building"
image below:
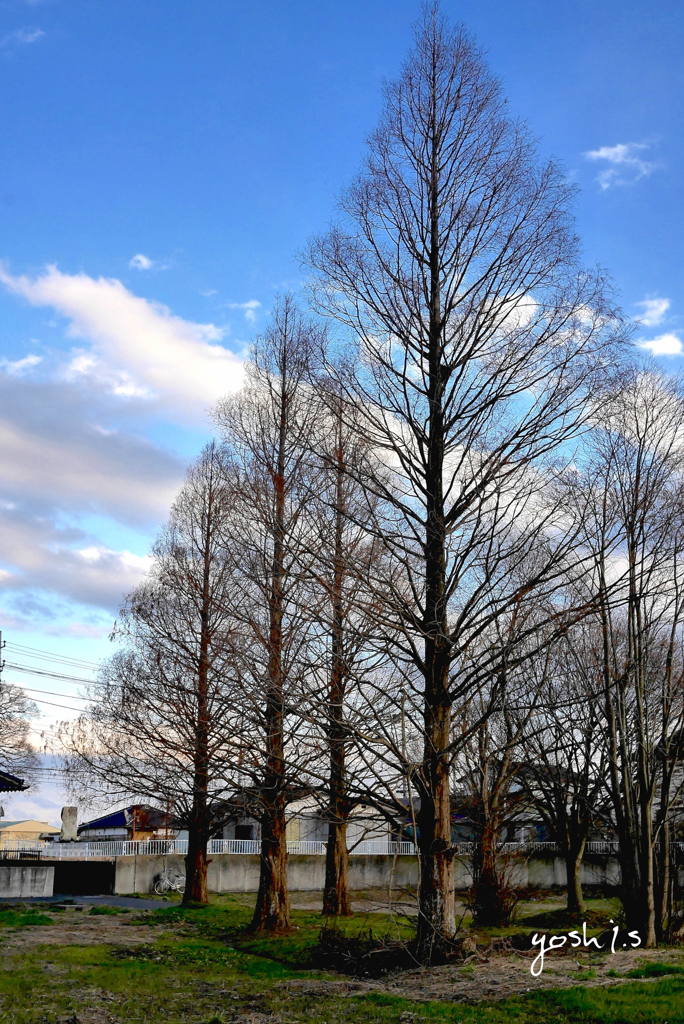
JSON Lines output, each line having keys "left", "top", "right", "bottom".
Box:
{"left": 77, "top": 804, "right": 173, "bottom": 842}
{"left": 0, "top": 819, "right": 60, "bottom": 844}
{"left": 221, "top": 794, "right": 393, "bottom": 847}
{"left": 0, "top": 769, "right": 28, "bottom": 793}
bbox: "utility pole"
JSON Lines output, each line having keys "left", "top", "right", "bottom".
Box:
{"left": 0, "top": 630, "right": 5, "bottom": 684}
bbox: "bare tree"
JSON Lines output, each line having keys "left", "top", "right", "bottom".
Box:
{"left": 301, "top": 394, "right": 389, "bottom": 917}
{"left": 305, "top": 5, "right": 627, "bottom": 961}
{"left": 579, "top": 368, "right": 684, "bottom": 944}
{"left": 214, "top": 296, "right": 324, "bottom": 934}
{"left": 457, "top": 674, "right": 539, "bottom": 925}
{"left": 520, "top": 624, "right": 608, "bottom": 917}
{"left": 0, "top": 681, "right": 38, "bottom": 783}
{"left": 62, "top": 442, "right": 240, "bottom": 904}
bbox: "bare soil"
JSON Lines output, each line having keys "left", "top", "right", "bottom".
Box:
{"left": 0, "top": 911, "right": 152, "bottom": 953}
{"left": 286, "top": 946, "right": 684, "bottom": 1005}
{"left": 5, "top": 907, "right": 684, "bottom": 1009}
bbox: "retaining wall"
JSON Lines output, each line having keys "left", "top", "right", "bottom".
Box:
{"left": 113, "top": 851, "right": 620, "bottom": 895}
{"left": 0, "top": 863, "right": 54, "bottom": 898}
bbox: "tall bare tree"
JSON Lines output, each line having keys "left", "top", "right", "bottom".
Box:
{"left": 306, "top": 5, "right": 627, "bottom": 961}
{"left": 301, "top": 394, "right": 388, "bottom": 917}
{"left": 214, "top": 296, "right": 323, "bottom": 934}
{"left": 580, "top": 367, "right": 684, "bottom": 944}
{"left": 62, "top": 442, "right": 240, "bottom": 903}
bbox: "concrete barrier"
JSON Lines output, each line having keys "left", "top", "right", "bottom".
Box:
{"left": 113, "top": 851, "right": 621, "bottom": 895}
{"left": 0, "top": 863, "right": 54, "bottom": 898}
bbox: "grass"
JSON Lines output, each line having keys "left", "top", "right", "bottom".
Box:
{"left": 89, "top": 903, "right": 131, "bottom": 916}
{"left": 526, "top": 977, "right": 684, "bottom": 1021}
{"left": 0, "top": 906, "right": 54, "bottom": 928}
{"left": 1, "top": 893, "right": 684, "bottom": 1023}
{"left": 143, "top": 893, "right": 415, "bottom": 967}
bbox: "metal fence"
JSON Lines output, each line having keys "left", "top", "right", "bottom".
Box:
{"left": 24, "top": 838, "right": 418, "bottom": 859}
{"left": 0, "top": 847, "right": 41, "bottom": 861}
{"left": 450, "top": 840, "right": 622, "bottom": 856}
{"left": 1, "top": 838, "right": 675, "bottom": 861}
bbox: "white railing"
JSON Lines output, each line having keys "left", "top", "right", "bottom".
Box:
{"left": 13, "top": 838, "right": 416, "bottom": 859}
{"left": 212, "top": 839, "right": 261, "bottom": 855}
{"left": 450, "top": 840, "right": 623, "bottom": 856}
{"left": 349, "top": 840, "right": 416, "bottom": 856}
{"left": 0, "top": 839, "right": 44, "bottom": 852}
{"left": 3, "top": 837, "right": 659, "bottom": 860}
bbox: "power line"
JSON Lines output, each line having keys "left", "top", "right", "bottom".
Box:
{"left": 4, "top": 663, "right": 96, "bottom": 685}
{"left": 4, "top": 642, "right": 101, "bottom": 670}
{"left": 30, "top": 697, "right": 87, "bottom": 712}
{"left": 16, "top": 685, "right": 89, "bottom": 702}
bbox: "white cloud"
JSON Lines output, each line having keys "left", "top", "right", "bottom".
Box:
{"left": 0, "top": 264, "right": 244, "bottom": 421}
{"left": 584, "top": 142, "right": 660, "bottom": 190}
{"left": 76, "top": 545, "right": 152, "bottom": 574}
{"left": 0, "top": 27, "right": 44, "bottom": 46}
{"left": 0, "top": 513, "right": 161, "bottom": 610}
{"left": 0, "top": 353, "right": 42, "bottom": 376}
{"left": 635, "top": 297, "right": 670, "bottom": 327}
{"left": 129, "top": 253, "right": 153, "bottom": 270}
{"left": 639, "top": 333, "right": 683, "bottom": 357}
{"left": 129, "top": 253, "right": 170, "bottom": 271}
{"left": 0, "top": 387, "right": 182, "bottom": 523}
{"left": 228, "top": 299, "right": 261, "bottom": 324}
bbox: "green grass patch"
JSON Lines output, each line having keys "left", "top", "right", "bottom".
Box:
{"left": 3, "top": 893, "right": 684, "bottom": 1024}
{"left": 0, "top": 908, "right": 53, "bottom": 928}
{"left": 525, "top": 975, "right": 684, "bottom": 1022}
{"left": 625, "top": 962, "right": 684, "bottom": 979}
{"left": 142, "top": 894, "right": 414, "bottom": 969}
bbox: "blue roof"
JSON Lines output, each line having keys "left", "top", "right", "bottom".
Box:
{"left": 0, "top": 769, "right": 28, "bottom": 792}
{"left": 78, "top": 804, "right": 167, "bottom": 832}
{"left": 80, "top": 808, "right": 129, "bottom": 830}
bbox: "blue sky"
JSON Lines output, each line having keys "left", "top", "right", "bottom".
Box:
{"left": 0, "top": 0, "right": 682, "bottom": 822}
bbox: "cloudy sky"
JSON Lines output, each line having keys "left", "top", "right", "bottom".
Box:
{"left": 0, "top": 0, "right": 682, "bottom": 823}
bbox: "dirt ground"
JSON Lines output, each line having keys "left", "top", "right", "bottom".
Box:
{"left": 0, "top": 909, "right": 154, "bottom": 952}
{"left": 284, "top": 945, "right": 684, "bottom": 1005}
{"left": 4, "top": 904, "right": 684, "bottom": 1008}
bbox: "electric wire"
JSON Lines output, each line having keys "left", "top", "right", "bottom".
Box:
{"left": 3, "top": 664, "right": 96, "bottom": 685}
{"left": 28, "top": 697, "right": 87, "bottom": 711}
{"left": 4, "top": 642, "right": 100, "bottom": 670}
{"left": 14, "top": 685, "right": 89, "bottom": 702}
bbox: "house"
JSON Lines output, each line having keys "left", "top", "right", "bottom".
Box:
{"left": 0, "top": 769, "right": 29, "bottom": 793}
{"left": 78, "top": 804, "right": 172, "bottom": 842}
{"left": 221, "top": 793, "right": 393, "bottom": 847}
{"left": 0, "top": 819, "right": 60, "bottom": 844}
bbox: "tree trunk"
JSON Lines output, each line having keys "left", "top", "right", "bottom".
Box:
{"left": 184, "top": 823, "right": 209, "bottom": 904}
{"left": 471, "top": 822, "right": 501, "bottom": 926}
{"left": 250, "top": 359, "right": 292, "bottom": 935}
{"left": 251, "top": 793, "right": 290, "bottom": 933}
{"left": 655, "top": 823, "right": 670, "bottom": 942}
{"left": 565, "top": 841, "right": 586, "bottom": 917}
{"left": 323, "top": 636, "right": 351, "bottom": 917}
{"left": 639, "top": 823, "right": 657, "bottom": 947}
{"left": 413, "top": 75, "right": 456, "bottom": 962}
{"left": 415, "top": 689, "right": 454, "bottom": 961}
{"left": 322, "top": 411, "right": 352, "bottom": 918}
{"left": 184, "top": 493, "right": 213, "bottom": 907}
{"left": 323, "top": 815, "right": 351, "bottom": 916}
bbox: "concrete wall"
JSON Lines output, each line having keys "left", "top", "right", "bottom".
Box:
{"left": 0, "top": 863, "right": 54, "bottom": 898}
{"left": 113, "top": 851, "right": 620, "bottom": 895}
{"left": 114, "top": 853, "right": 187, "bottom": 895}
